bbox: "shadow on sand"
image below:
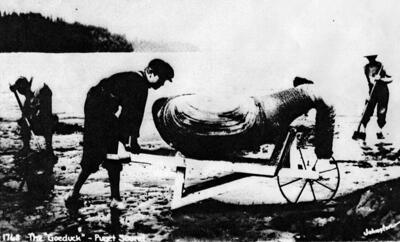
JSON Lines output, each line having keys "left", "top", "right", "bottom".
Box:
{"left": 170, "top": 178, "right": 400, "bottom": 241}
{"left": 13, "top": 150, "right": 57, "bottom": 199}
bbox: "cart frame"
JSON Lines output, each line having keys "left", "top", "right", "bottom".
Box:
{"left": 107, "top": 128, "right": 340, "bottom": 209}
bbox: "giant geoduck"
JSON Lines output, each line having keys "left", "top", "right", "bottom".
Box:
{"left": 152, "top": 85, "right": 335, "bottom": 161}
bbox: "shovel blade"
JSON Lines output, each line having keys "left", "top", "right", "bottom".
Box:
{"left": 352, "top": 131, "right": 366, "bottom": 140}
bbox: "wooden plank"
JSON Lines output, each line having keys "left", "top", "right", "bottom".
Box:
{"left": 183, "top": 173, "right": 251, "bottom": 195}
{"left": 227, "top": 163, "right": 277, "bottom": 177}
{"left": 170, "top": 176, "right": 252, "bottom": 210}
{"left": 107, "top": 142, "right": 319, "bottom": 178}
{"left": 171, "top": 166, "right": 186, "bottom": 209}
{"left": 130, "top": 153, "right": 186, "bottom": 169}
{"left": 128, "top": 153, "right": 282, "bottom": 177}
{"left": 107, "top": 142, "right": 321, "bottom": 209}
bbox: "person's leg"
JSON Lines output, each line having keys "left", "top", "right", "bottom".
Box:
{"left": 103, "top": 111, "right": 126, "bottom": 209}
{"left": 42, "top": 122, "right": 55, "bottom": 155}
{"left": 67, "top": 87, "right": 105, "bottom": 203}
{"left": 103, "top": 160, "right": 126, "bottom": 210}
{"left": 67, "top": 128, "right": 104, "bottom": 203}
{"left": 107, "top": 116, "right": 122, "bottom": 201}
{"left": 45, "top": 134, "right": 55, "bottom": 157}
{"left": 66, "top": 144, "right": 103, "bottom": 206}
{"left": 376, "top": 85, "right": 389, "bottom": 138}
{"left": 68, "top": 142, "right": 104, "bottom": 201}
{"left": 105, "top": 161, "right": 122, "bottom": 200}
{"left": 70, "top": 168, "right": 92, "bottom": 198}
{"left": 19, "top": 119, "right": 31, "bottom": 151}
{"left": 41, "top": 113, "right": 58, "bottom": 153}
{"left": 45, "top": 134, "right": 52, "bottom": 151}
{"left": 360, "top": 92, "right": 378, "bottom": 134}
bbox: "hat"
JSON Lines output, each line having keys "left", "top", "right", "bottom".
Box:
{"left": 364, "top": 55, "right": 378, "bottom": 61}
{"left": 10, "top": 76, "right": 31, "bottom": 92}
{"left": 148, "top": 59, "right": 174, "bottom": 82}
{"left": 293, "top": 76, "right": 314, "bottom": 87}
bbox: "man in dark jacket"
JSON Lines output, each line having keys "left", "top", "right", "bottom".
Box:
{"left": 66, "top": 59, "right": 174, "bottom": 209}
{"left": 9, "top": 77, "right": 58, "bottom": 155}
{"left": 360, "top": 55, "right": 392, "bottom": 139}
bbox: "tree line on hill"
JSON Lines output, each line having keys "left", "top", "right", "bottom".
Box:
{"left": 0, "top": 12, "right": 133, "bottom": 52}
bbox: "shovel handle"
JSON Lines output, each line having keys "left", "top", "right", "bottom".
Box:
{"left": 10, "top": 85, "right": 39, "bottom": 139}
{"left": 10, "top": 88, "right": 31, "bottom": 127}
{"left": 355, "top": 83, "right": 377, "bottom": 132}
{"left": 10, "top": 87, "right": 24, "bottom": 112}
{"left": 10, "top": 84, "right": 44, "bottom": 150}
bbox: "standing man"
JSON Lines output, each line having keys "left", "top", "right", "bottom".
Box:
{"left": 9, "top": 77, "right": 58, "bottom": 155}
{"left": 66, "top": 59, "right": 174, "bottom": 209}
{"left": 360, "top": 55, "right": 392, "bottom": 139}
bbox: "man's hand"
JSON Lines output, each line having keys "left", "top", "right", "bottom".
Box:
{"left": 114, "top": 105, "right": 122, "bottom": 118}
{"left": 369, "top": 74, "right": 379, "bottom": 82}
{"left": 125, "top": 137, "right": 141, "bottom": 154}
{"left": 9, "top": 84, "right": 16, "bottom": 92}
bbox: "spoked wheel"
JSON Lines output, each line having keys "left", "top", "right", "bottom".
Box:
{"left": 277, "top": 148, "right": 340, "bottom": 204}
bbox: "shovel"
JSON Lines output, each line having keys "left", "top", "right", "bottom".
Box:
{"left": 10, "top": 85, "right": 42, "bottom": 150}
{"left": 353, "top": 64, "right": 384, "bottom": 140}
{"left": 10, "top": 85, "right": 46, "bottom": 191}
{"left": 352, "top": 82, "right": 377, "bottom": 140}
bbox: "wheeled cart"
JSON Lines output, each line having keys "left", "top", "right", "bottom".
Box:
{"left": 107, "top": 128, "right": 340, "bottom": 209}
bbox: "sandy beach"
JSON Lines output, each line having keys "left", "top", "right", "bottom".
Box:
{"left": 2, "top": 0, "right": 400, "bottom": 240}
{"left": 1, "top": 53, "right": 400, "bottom": 241}
{"left": 1, "top": 105, "right": 400, "bottom": 241}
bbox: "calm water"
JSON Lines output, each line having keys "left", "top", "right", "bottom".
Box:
{"left": 1, "top": 52, "right": 399, "bottom": 140}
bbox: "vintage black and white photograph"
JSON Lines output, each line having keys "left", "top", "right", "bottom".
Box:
{"left": 1, "top": 0, "right": 400, "bottom": 241}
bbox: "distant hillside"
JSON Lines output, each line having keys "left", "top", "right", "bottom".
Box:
{"left": 132, "top": 39, "right": 199, "bottom": 52}
{"left": 0, "top": 12, "right": 133, "bottom": 52}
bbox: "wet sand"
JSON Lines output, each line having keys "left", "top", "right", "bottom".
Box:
{"left": 1, "top": 115, "right": 400, "bottom": 241}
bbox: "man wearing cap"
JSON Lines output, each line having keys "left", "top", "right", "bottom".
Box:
{"left": 9, "top": 77, "right": 58, "bottom": 155}
{"left": 360, "top": 55, "right": 392, "bottom": 139}
{"left": 66, "top": 59, "right": 174, "bottom": 209}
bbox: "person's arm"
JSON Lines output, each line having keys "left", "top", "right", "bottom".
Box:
{"left": 119, "top": 85, "right": 148, "bottom": 153}
{"left": 381, "top": 68, "right": 391, "bottom": 78}
{"left": 364, "top": 65, "right": 371, "bottom": 83}
{"left": 364, "top": 65, "right": 374, "bottom": 91}
{"left": 379, "top": 68, "right": 393, "bottom": 84}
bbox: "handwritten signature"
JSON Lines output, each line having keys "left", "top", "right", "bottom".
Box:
{"left": 363, "top": 221, "right": 400, "bottom": 236}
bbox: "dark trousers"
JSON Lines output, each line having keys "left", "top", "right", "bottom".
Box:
{"left": 80, "top": 86, "right": 122, "bottom": 173}
{"left": 361, "top": 82, "right": 389, "bottom": 128}
{"left": 19, "top": 114, "right": 57, "bottom": 151}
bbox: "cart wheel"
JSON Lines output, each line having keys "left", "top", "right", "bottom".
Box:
{"left": 277, "top": 150, "right": 340, "bottom": 204}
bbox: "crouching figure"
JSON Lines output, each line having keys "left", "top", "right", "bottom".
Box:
{"left": 10, "top": 77, "right": 58, "bottom": 156}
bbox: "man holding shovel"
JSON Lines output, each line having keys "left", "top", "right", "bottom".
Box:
{"left": 9, "top": 77, "right": 58, "bottom": 155}
{"left": 65, "top": 59, "right": 174, "bottom": 210}
{"left": 355, "top": 55, "right": 392, "bottom": 140}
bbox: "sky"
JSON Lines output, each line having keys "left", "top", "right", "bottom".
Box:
{"left": 1, "top": 0, "right": 400, "bottom": 53}
{"left": 1, "top": 0, "right": 400, "bottom": 140}
{"left": 1, "top": 0, "right": 400, "bottom": 117}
